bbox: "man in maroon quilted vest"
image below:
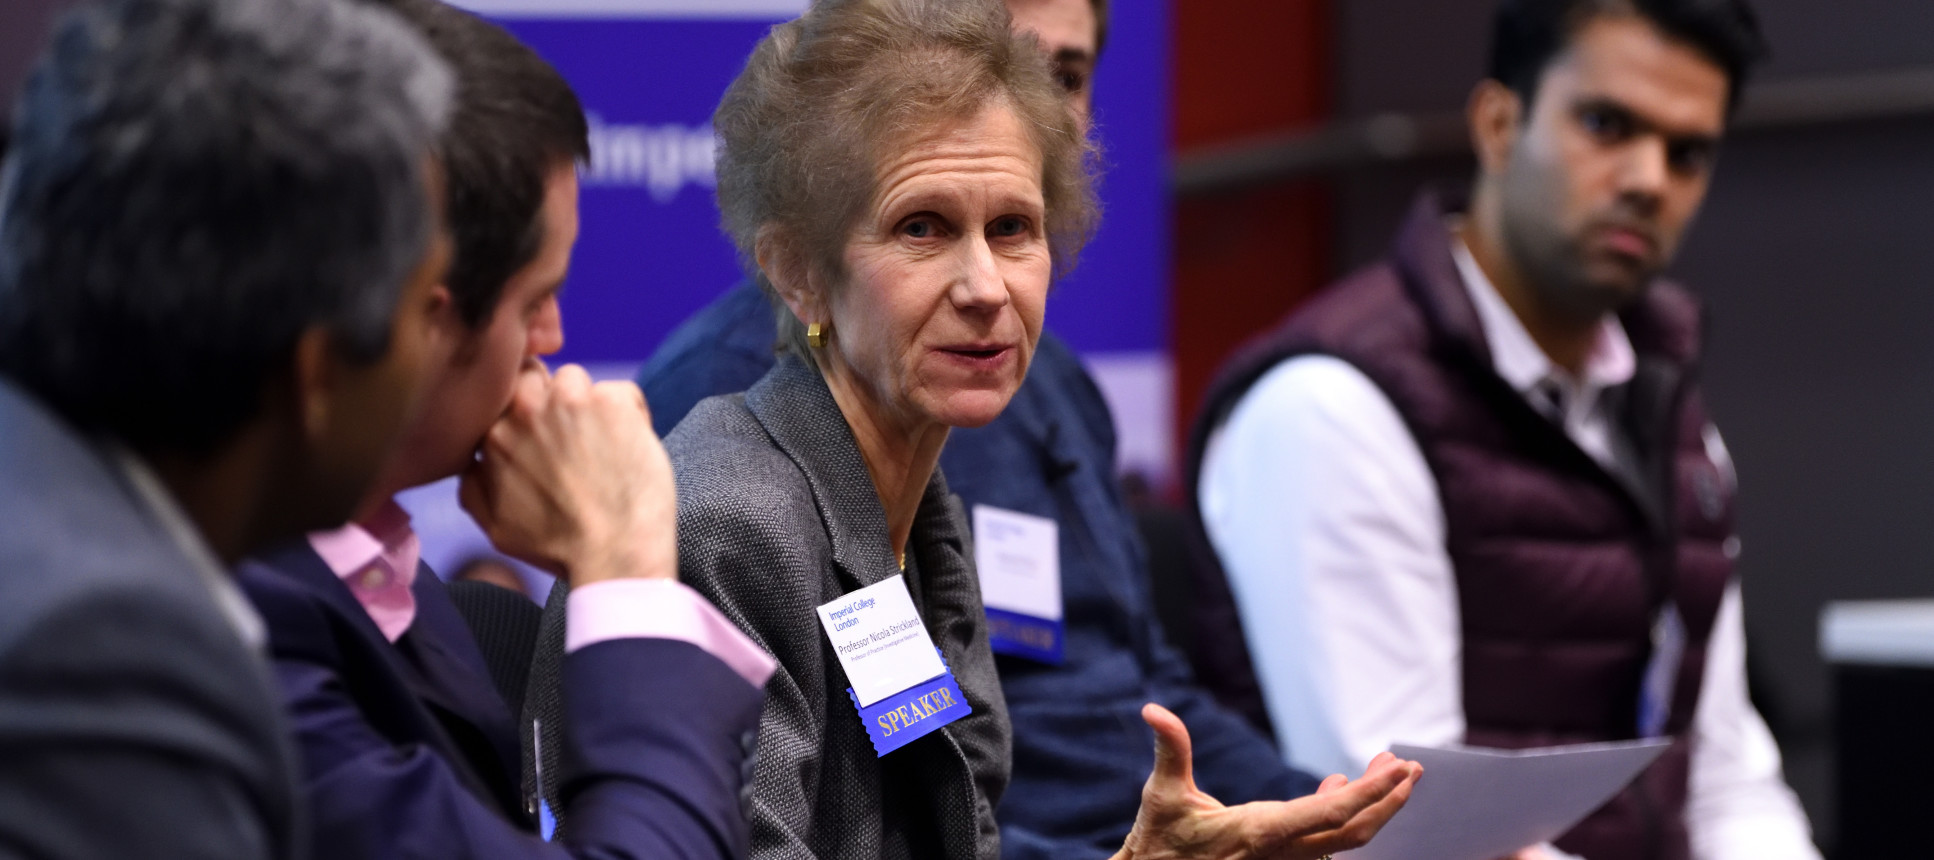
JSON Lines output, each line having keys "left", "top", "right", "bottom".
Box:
{"left": 1188, "top": 1, "right": 1819, "bottom": 858}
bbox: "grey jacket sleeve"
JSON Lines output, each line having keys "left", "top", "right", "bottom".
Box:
{"left": 0, "top": 586, "right": 289, "bottom": 859}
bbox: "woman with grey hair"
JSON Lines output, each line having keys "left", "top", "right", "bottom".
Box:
{"left": 651, "top": 1, "right": 1419, "bottom": 858}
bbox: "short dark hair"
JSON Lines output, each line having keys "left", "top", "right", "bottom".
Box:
{"left": 378, "top": 0, "right": 590, "bottom": 328}
{"left": 1488, "top": 0, "right": 1768, "bottom": 114}
{"left": 0, "top": 0, "right": 452, "bottom": 455}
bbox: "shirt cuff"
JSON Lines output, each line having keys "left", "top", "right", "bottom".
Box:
{"left": 566, "top": 579, "right": 776, "bottom": 689}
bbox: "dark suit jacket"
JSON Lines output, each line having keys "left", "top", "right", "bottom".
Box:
{"left": 0, "top": 379, "right": 303, "bottom": 859}
{"left": 238, "top": 535, "right": 766, "bottom": 860}
{"left": 639, "top": 284, "right": 1323, "bottom": 859}
{"left": 536, "top": 354, "right": 1011, "bottom": 860}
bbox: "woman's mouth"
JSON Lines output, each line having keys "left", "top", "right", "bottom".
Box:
{"left": 937, "top": 345, "right": 1014, "bottom": 369}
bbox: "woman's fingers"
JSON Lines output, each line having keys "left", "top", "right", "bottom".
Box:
{"left": 1295, "top": 759, "right": 1423, "bottom": 856}
{"left": 1244, "top": 755, "right": 1419, "bottom": 850}
{"left": 1139, "top": 703, "right": 1196, "bottom": 793}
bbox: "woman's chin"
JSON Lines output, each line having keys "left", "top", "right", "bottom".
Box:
{"left": 925, "top": 388, "right": 1020, "bottom": 430}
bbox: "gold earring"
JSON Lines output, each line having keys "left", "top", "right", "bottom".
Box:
{"left": 806, "top": 322, "right": 828, "bottom": 349}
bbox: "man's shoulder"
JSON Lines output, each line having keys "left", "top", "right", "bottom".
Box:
{"left": 1012, "top": 333, "right": 1112, "bottom": 423}
{"left": 1627, "top": 279, "right": 1707, "bottom": 364}
{"left": 649, "top": 281, "right": 775, "bottom": 362}
{"left": 0, "top": 488, "right": 271, "bottom": 744}
{"left": 638, "top": 282, "right": 779, "bottom": 434}
{"left": 0, "top": 569, "right": 259, "bottom": 678}
{"left": 1287, "top": 258, "right": 1426, "bottom": 349}
{"left": 0, "top": 389, "right": 219, "bottom": 658}
{"left": 1207, "top": 259, "right": 1425, "bottom": 415}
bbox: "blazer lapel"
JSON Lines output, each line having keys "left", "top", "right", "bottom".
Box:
{"left": 745, "top": 358, "right": 998, "bottom": 860}
{"left": 745, "top": 355, "right": 901, "bottom": 592}
{"left": 397, "top": 566, "right": 527, "bottom": 820}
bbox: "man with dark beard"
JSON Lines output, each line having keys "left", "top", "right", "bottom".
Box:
{"left": 1191, "top": 1, "right": 1818, "bottom": 858}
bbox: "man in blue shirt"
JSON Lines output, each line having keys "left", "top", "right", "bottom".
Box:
{"left": 639, "top": 2, "right": 1323, "bottom": 856}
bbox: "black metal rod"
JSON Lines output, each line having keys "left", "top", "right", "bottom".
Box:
{"left": 1173, "top": 67, "right": 1934, "bottom": 197}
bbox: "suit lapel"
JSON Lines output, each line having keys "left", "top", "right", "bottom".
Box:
{"left": 398, "top": 566, "right": 527, "bottom": 820}
{"left": 252, "top": 544, "right": 517, "bottom": 820}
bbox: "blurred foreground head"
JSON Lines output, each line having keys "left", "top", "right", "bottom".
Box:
{"left": 0, "top": 0, "right": 455, "bottom": 546}
{"left": 1469, "top": 0, "right": 1766, "bottom": 323}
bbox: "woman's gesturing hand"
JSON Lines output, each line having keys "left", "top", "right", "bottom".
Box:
{"left": 1112, "top": 704, "right": 1422, "bottom": 860}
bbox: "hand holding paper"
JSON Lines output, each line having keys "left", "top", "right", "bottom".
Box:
{"left": 1111, "top": 704, "right": 1423, "bottom": 860}
{"left": 1341, "top": 739, "right": 1670, "bottom": 860}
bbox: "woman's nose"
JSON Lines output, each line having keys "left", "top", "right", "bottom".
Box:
{"left": 950, "top": 234, "right": 1010, "bottom": 310}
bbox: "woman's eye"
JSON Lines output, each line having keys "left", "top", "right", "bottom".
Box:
{"left": 991, "top": 216, "right": 1027, "bottom": 237}
{"left": 904, "top": 220, "right": 934, "bottom": 239}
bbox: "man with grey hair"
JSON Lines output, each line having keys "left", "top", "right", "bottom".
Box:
{"left": 0, "top": 0, "right": 454, "bottom": 855}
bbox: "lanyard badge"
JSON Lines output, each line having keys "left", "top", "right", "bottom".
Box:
{"left": 972, "top": 505, "right": 1064, "bottom": 664}
{"left": 817, "top": 574, "right": 972, "bottom": 756}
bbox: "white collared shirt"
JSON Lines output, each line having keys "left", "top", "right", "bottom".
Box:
{"left": 1199, "top": 237, "right": 1819, "bottom": 859}
{"left": 1451, "top": 239, "right": 1636, "bottom": 466}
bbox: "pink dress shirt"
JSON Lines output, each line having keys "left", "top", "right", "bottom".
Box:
{"left": 309, "top": 498, "right": 775, "bottom": 688}
{"left": 309, "top": 499, "right": 420, "bottom": 643}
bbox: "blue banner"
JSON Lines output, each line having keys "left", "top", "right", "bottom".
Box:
{"left": 409, "top": 1, "right": 1175, "bottom": 584}
{"left": 465, "top": 0, "right": 1169, "bottom": 365}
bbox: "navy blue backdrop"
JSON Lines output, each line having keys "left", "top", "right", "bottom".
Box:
{"left": 457, "top": 0, "right": 1169, "bottom": 365}
{"left": 416, "top": 0, "right": 1171, "bottom": 585}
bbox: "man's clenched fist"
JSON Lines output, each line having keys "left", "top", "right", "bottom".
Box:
{"left": 460, "top": 362, "right": 677, "bottom": 587}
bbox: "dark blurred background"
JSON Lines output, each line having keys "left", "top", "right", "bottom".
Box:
{"left": 1, "top": 2, "right": 73, "bottom": 129}
{"left": 10, "top": 0, "right": 1933, "bottom": 851}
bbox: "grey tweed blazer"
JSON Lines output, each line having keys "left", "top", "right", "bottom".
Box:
{"left": 529, "top": 354, "right": 1009, "bottom": 860}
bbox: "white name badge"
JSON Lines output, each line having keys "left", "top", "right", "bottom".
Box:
{"left": 972, "top": 505, "right": 1064, "bottom": 664}
{"left": 817, "top": 574, "right": 948, "bottom": 707}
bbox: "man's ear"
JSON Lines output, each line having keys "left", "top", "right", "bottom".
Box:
{"left": 422, "top": 283, "right": 460, "bottom": 357}
{"left": 426, "top": 283, "right": 458, "bottom": 329}
{"left": 289, "top": 326, "right": 341, "bottom": 445}
{"left": 1468, "top": 79, "right": 1524, "bottom": 178}
{"left": 756, "top": 228, "right": 824, "bottom": 326}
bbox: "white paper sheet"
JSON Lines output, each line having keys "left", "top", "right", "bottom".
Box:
{"left": 1341, "top": 738, "right": 1671, "bottom": 860}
